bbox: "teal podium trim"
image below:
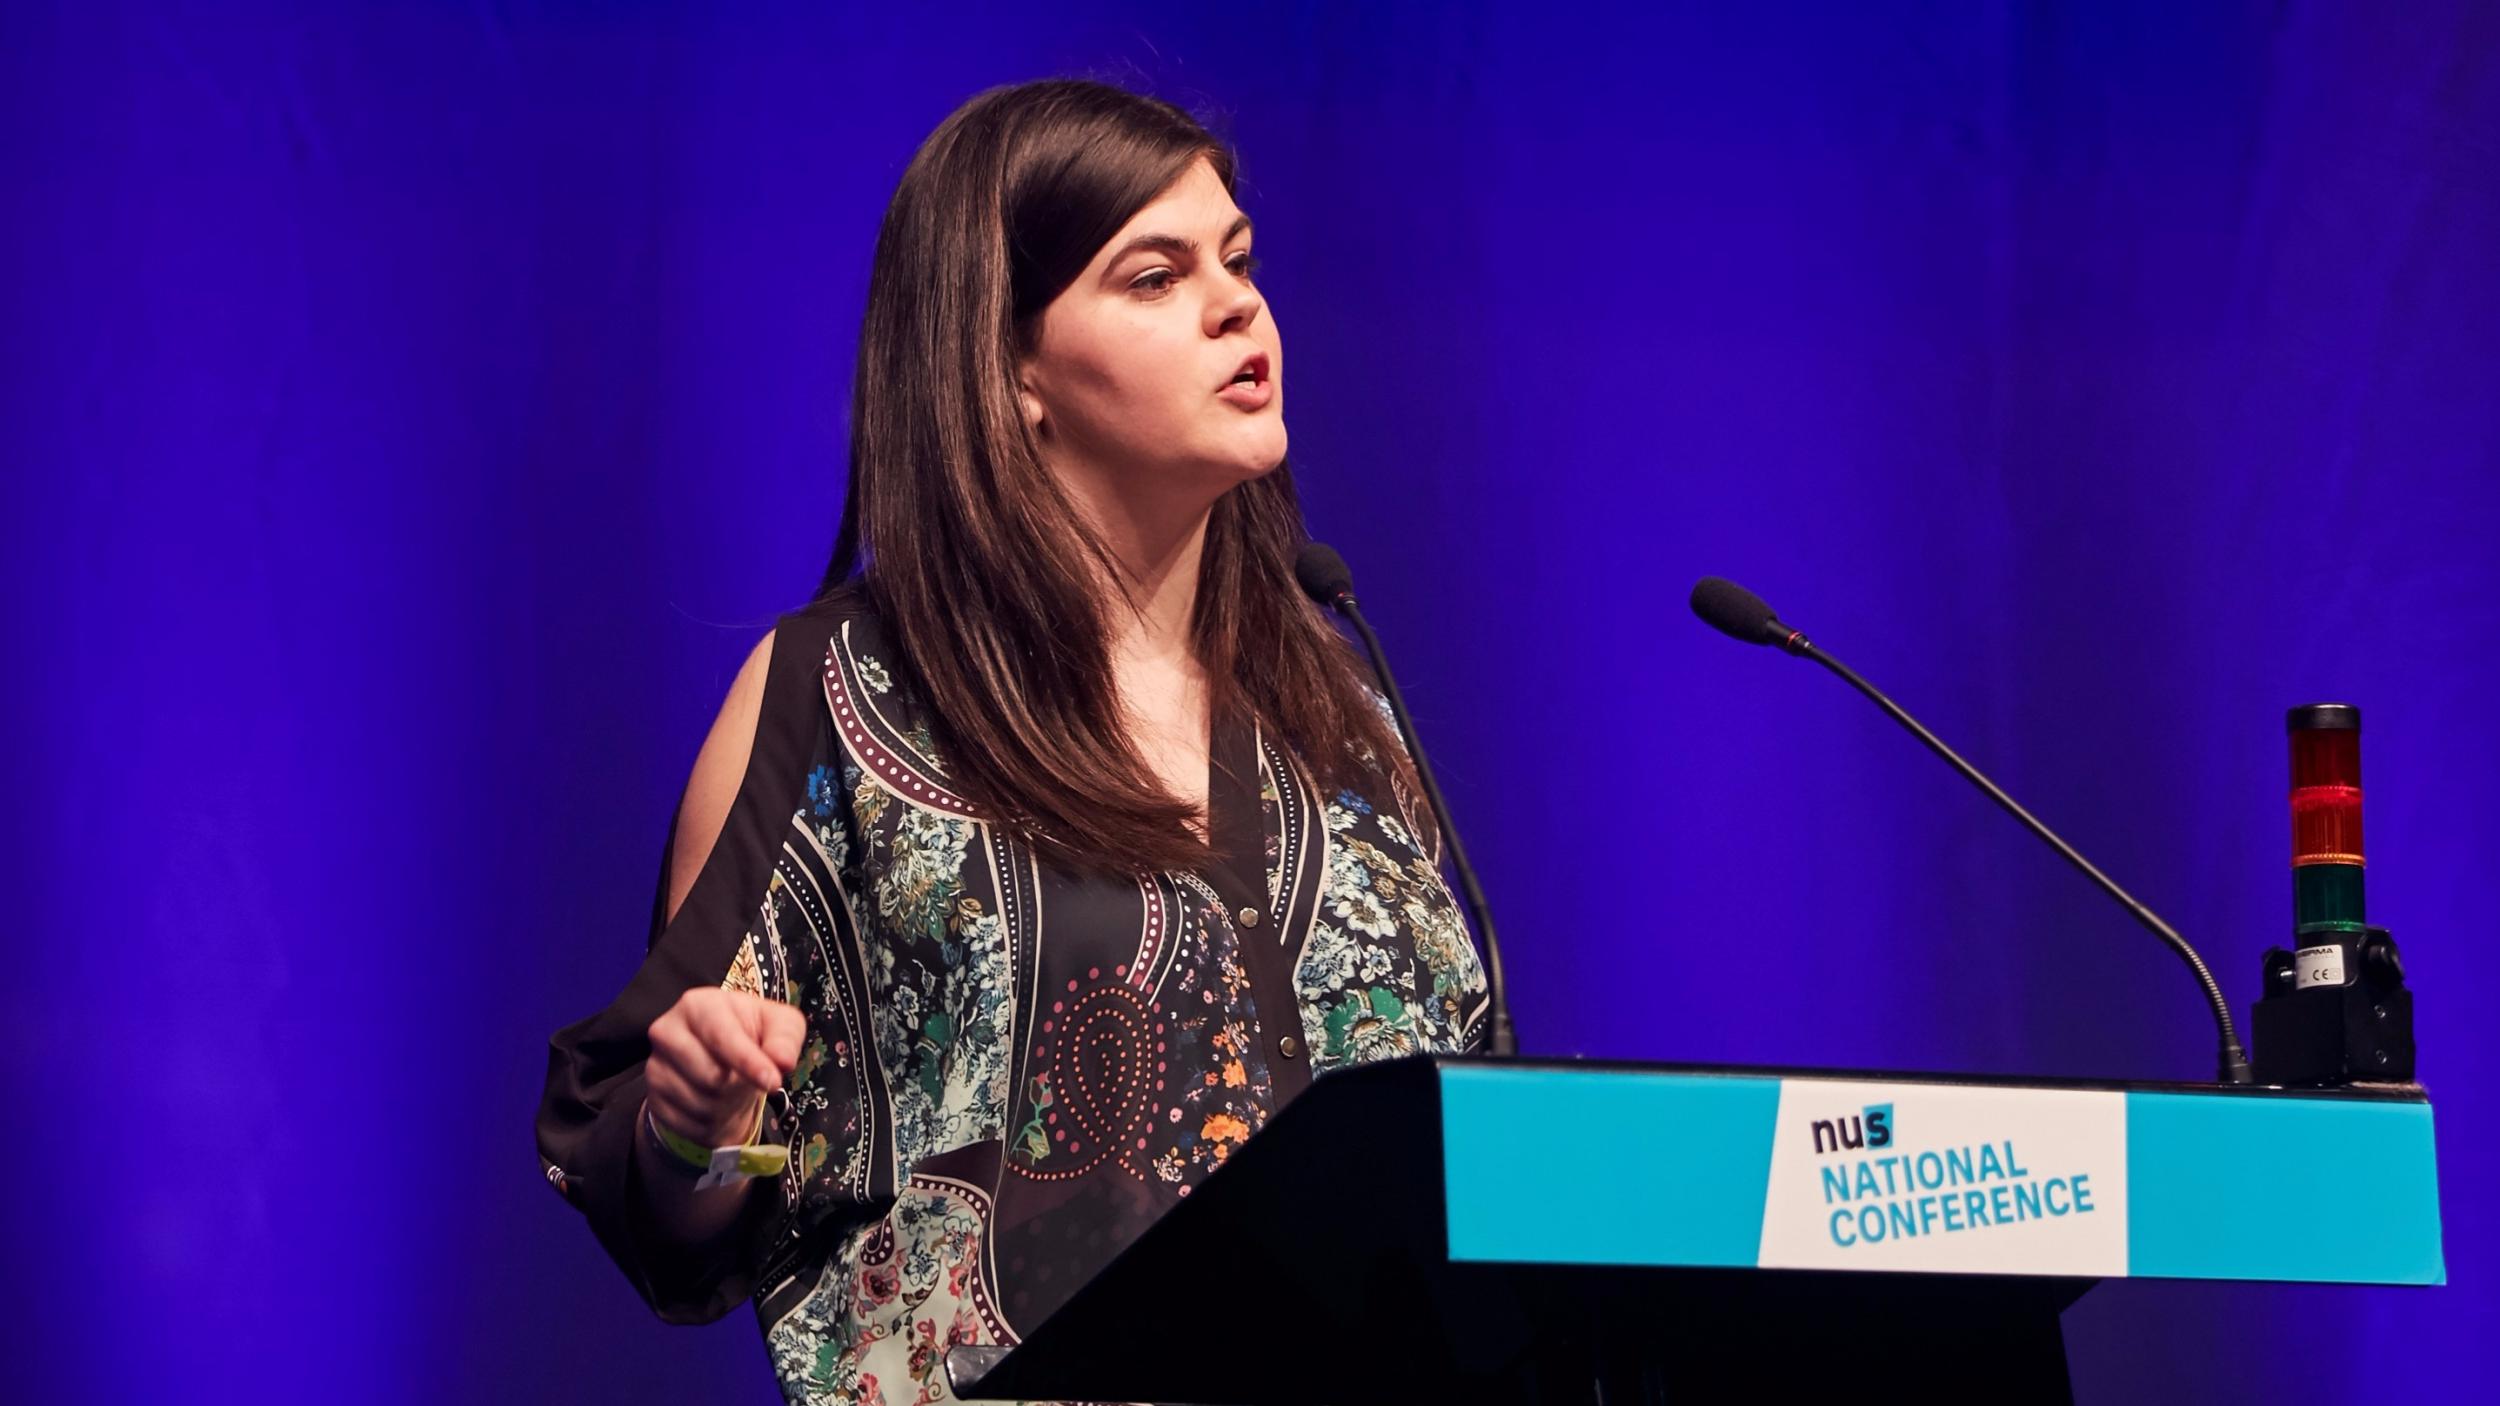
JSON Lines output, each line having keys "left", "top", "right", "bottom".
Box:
{"left": 1440, "top": 1064, "right": 1781, "bottom": 1266}
{"left": 1430, "top": 1061, "right": 2442, "bottom": 1286}
{"left": 2126, "top": 1091, "right": 2445, "bottom": 1284}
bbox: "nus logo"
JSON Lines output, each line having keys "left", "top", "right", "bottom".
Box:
{"left": 1810, "top": 1102, "right": 1893, "bottom": 1155}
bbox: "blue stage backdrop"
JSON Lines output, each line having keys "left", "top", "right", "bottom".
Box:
{"left": 6, "top": 2, "right": 2492, "bottom": 1401}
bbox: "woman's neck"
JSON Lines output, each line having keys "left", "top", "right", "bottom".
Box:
{"left": 1109, "top": 514, "right": 1207, "bottom": 677}
{"left": 1047, "top": 458, "right": 1227, "bottom": 822}
{"left": 1053, "top": 462, "right": 1216, "bottom": 679}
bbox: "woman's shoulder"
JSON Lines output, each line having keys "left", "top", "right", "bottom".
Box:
{"left": 669, "top": 585, "right": 900, "bottom": 836}
{"left": 772, "top": 578, "right": 881, "bottom": 645}
{"left": 776, "top": 581, "right": 972, "bottom": 810}
{"left": 761, "top": 582, "right": 902, "bottom": 708}
{"left": 769, "top": 580, "right": 909, "bottom": 706}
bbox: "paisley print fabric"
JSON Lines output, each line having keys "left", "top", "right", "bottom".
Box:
{"left": 537, "top": 588, "right": 1490, "bottom": 1405}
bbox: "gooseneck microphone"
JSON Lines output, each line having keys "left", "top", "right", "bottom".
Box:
{"left": 1690, "top": 576, "right": 2254, "bottom": 1086}
{"left": 1297, "top": 543, "right": 1517, "bottom": 1058}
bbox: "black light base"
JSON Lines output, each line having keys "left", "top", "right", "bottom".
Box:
{"left": 2251, "top": 927, "right": 2415, "bottom": 1086}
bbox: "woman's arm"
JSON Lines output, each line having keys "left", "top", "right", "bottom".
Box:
{"left": 661, "top": 631, "right": 775, "bottom": 927}
{"left": 629, "top": 631, "right": 801, "bottom": 1251}
{"left": 537, "top": 627, "right": 808, "bottom": 1321}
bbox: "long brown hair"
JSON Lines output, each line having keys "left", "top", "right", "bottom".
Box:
{"left": 818, "top": 78, "right": 1413, "bottom": 874}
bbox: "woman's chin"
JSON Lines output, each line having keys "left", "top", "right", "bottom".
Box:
{"left": 1217, "top": 424, "right": 1288, "bottom": 480}
{"left": 1140, "top": 423, "right": 1286, "bottom": 493}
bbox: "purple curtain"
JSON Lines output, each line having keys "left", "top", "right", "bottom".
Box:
{"left": 6, "top": 2, "right": 2490, "bottom": 1400}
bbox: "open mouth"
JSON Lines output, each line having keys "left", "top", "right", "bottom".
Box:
{"left": 1223, "top": 352, "right": 1271, "bottom": 390}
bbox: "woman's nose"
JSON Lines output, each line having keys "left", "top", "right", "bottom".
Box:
{"left": 1208, "top": 281, "right": 1262, "bottom": 336}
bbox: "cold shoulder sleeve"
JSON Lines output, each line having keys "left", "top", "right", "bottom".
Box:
{"left": 535, "top": 615, "right": 831, "bottom": 1323}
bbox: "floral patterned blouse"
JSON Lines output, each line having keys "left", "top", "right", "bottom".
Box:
{"left": 537, "top": 586, "right": 1491, "bottom": 1406}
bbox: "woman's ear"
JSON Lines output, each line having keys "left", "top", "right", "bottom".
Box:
{"left": 1014, "top": 365, "right": 1048, "bottom": 435}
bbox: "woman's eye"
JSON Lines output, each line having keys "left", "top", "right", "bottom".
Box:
{"left": 1227, "top": 253, "right": 1261, "bottom": 280}
{"left": 1131, "top": 269, "right": 1177, "bottom": 297}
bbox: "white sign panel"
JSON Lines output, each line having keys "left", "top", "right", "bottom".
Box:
{"left": 1755, "top": 1079, "right": 2129, "bottom": 1277}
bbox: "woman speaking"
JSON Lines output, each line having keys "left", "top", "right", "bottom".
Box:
{"left": 537, "top": 78, "right": 1491, "bottom": 1405}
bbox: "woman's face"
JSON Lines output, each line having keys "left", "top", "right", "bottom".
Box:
{"left": 1018, "top": 157, "right": 1285, "bottom": 511}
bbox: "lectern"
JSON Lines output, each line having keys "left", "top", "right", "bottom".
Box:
{"left": 946, "top": 1055, "right": 2443, "bottom": 1404}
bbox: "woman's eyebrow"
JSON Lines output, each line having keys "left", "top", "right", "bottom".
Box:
{"left": 1100, "top": 215, "right": 1256, "bottom": 273}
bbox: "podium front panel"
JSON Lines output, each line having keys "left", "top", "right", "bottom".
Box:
{"left": 1438, "top": 1062, "right": 2443, "bottom": 1286}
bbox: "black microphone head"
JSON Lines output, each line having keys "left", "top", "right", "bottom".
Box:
{"left": 1690, "top": 576, "right": 1789, "bottom": 647}
{"left": 1295, "top": 542, "right": 1357, "bottom": 608}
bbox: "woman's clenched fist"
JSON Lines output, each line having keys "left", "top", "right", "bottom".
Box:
{"left": 644, "top": 987, "right": 807, "bottom": 1147}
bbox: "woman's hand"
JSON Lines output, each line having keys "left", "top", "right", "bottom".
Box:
{"left": 646, "top": 988, "right": 807, "bottom": 1146}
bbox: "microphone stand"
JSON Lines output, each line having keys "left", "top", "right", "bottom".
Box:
{"left": 1332, "top": 596, "right": 1519, "bottom": 1058}
{"left": 1770, "top": 626, "right": 2253, "bottom": 1085}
